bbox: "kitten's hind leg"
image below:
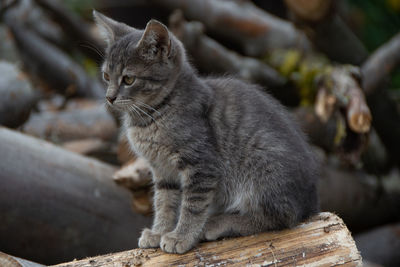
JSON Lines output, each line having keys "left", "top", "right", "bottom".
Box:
{"left": 202, "top": 213, "right": 270, "bottom": 241}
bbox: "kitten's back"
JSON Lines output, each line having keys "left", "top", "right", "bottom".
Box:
{"left": 204, "top": 77, "right": 319, "bottom": 222}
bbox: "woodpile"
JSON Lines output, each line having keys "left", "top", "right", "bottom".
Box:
{"left": 1, "top": 0, "right": 400, "bottom": 266}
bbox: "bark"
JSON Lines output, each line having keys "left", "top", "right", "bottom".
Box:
{"left": 0, "top": 127, "right": 151, "bottom": 265}
{"left": 22, "top": 102, "right": 117, "bottom": 143}
{"left": 0, "top": 61, "right": 39, "bottom": 128}
{"left": 3, "top": 13, "right": 104, "bottom": 98}
{"left": 147, "top": 0, "right": 312, "bottom": 56}
{"left": 52, "top": 212, "right": 361, "bottom": 267}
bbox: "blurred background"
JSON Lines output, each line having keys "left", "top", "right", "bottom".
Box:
{"left": 0, "top": 0, "right": 400, "bottom": 266}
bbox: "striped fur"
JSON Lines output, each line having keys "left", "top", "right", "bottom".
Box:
{"left": 94, "top": 13, "right": 319, "bottom": 254}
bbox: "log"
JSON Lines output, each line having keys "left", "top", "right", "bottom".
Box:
{"left": 362, "top": 31, "right": 400, "bottom": 95}
{"left": 285, "top": 0, "right": 369, "bottom": 65}
{"left": 0, "top": 127, "right": 151, "bottom": 264}
{"left": 22, "top": 102, "right": 117, "bottom": 143}
{"left": 0, "top": 61, "right": 39, "bottom": 128}
{"left": 169, "top": 10, "right": 286, "bottom": 89}
{"left": 34, "top": 0, "right": 104, "bottom": 61}
{"left": 147, "top": 0, "right": 312, "bottom": 56}
{"left": 4, "top": 11, "right": 104, "bottom": 98}
{"left": 361, "top": 32, "right": 400, "bottom": 167}
{"left": 168, "top": 11, "right": 294, "bottom": 104}
{"left": 113, "top": 158, "right": 153, "bottom": 216}
{"left": 52, "top": 212, "right": 362, "bottom": 267}
{"left": 355, "top": 223, "right": 400, "bottom": 267}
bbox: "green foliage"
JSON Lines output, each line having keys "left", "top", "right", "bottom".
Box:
{"left": 347, "top": 0, "right": 400, "bottom": 89}
{"left": 63, "top": 0, "right": 94, "bottom": 18}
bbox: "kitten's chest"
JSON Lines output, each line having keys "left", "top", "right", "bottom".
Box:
{"left": 126, "top": 126, "right": 178, "bottom": 170}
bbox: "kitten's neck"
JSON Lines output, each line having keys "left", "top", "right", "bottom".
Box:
{"left": 124, "top": 62, "right": 207, "bottom": 129}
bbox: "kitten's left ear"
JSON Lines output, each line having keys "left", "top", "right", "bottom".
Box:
{"left": 137, "top": 19, "right": 172, "bottom": 60}
{"left": 93, "top": 10, "right": 134, "bottom": 47}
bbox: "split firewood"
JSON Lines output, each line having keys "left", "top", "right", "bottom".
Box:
{"left": 62, "top": 138, "right": 106, "bottom": 155}
{"left": 267, "top": 49, "right": 371, "bottom": 138}
{"left": 0, "top": 61, "right": 39, "bottom": 128}
{"left": 169, "top": 10, "right": 288, "bottom": 94}
{"left": 4, "top": 11, "right": 104, "bottom": 98}
{"left": 22, "top": 102, "right": 117, "bottom": 143}
{"left": 113, "top": 158, "right": 152, "bottom": 191}
{"left": 0, "top": 127, "right": 151, "bottom": 264}
{"left": 315, "top": 66, "right": 371, "bottom": 133}
{"left": 52, "top": 212, "right": 362, "bottom": 267}
{"left": 113, "top": 157, "right": 153, "bottom": 215}
{"left": 62, "top": 138, "right": 119, "bottom": 164}
{"left": 147, "top": 0, "right": 311, "bottom": 56}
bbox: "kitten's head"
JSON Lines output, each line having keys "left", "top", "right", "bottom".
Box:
{"left": 93, "top": 11, "right": 184, "bottom": 114}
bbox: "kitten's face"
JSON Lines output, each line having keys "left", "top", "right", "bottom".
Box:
{"left": 93, "top": 11, "right": 182, "bottom": 114}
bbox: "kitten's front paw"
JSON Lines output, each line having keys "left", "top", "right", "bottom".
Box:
{"left": 160, "top": 231, "right": 196, "bottom": 254}
{"left": 138, "top": 228, "right": 161, "bottom": 248}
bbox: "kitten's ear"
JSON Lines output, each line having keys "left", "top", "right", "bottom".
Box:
{"left": 137, "top": 19, "right": 172, "bottom": 60}
{"left": 93, "top": 10, "right": 133, "bottom": 46}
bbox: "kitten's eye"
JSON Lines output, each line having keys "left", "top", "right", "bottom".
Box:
{"left": 123, "top": 75, "right": 135, "bottom": 86}
{"left": 103, "top": 72, "right": 110, "bottom": 82}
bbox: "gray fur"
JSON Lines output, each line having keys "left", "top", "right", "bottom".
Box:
{"left": 94, "top": 12, "right": 319, "bottom": 254}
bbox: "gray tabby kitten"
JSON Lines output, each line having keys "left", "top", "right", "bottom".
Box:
{"left": 93, "top": 11, "right": 319, "bottom": 254}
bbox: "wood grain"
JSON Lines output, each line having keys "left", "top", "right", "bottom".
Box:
{"left": 54, "top": 212, "right": 362, "bottom": 267}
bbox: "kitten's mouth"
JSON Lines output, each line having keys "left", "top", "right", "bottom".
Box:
{"left": 106, "top": 98, "right": 132, "bottom": 111}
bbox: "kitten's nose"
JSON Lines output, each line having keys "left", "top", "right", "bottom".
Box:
{"left": 106, "top": 96, "right": 116, "bottom": 104}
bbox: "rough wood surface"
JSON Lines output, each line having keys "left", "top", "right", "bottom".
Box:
{"left": 53, "top": 212, "right": 361, "bottom": 267}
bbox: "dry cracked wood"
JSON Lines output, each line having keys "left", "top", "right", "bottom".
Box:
{"left": 53, "top": 212, "right": 362, "bottom": 267}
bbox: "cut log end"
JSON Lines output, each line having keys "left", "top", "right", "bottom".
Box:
{"left": 348, "top": 112, "right": 372, "bottom": 134}
{"left": 52, "top": 212, "right": 362, "bottom": 267}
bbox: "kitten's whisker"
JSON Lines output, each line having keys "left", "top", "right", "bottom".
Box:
{"left": 128, "top": 105, "right": 147, "bottom": 126}
{"left": 132, "top": 103, "right": 170, "bottom": 133}
{"left": 132, "top": 103, "right": 156, "bottom": 123}
{"left": 134, "top": 100, "right": 162, "bottom": 116}
{"left": 79, "top": 42, "right": 105, "bottom": 60}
